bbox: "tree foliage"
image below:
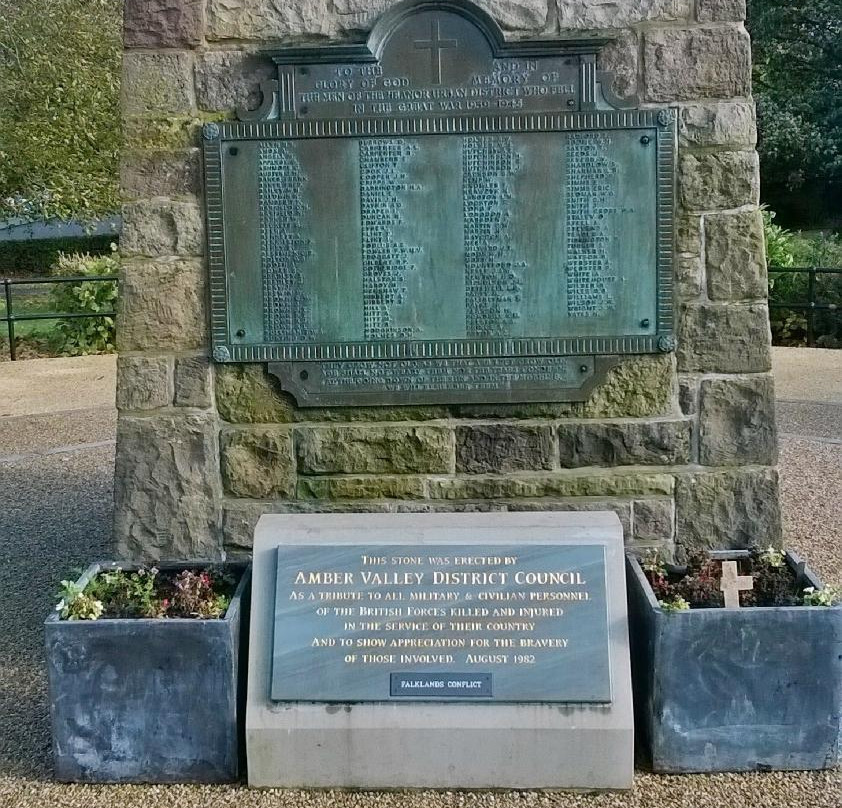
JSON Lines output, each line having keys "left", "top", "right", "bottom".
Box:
{"left": 748, "top": 0, "right": 842, "bottom": 204}
{"left": 0, "top": 0, "right": 122, "bottom": 222}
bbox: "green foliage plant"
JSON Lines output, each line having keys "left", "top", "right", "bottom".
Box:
{"left": 763, "top": 207, "right": 842, "bottom": 346}
{"left": 56, "top": 580, "right": 104, "bottom": 621}
{"left": 0, "top": 0, "right": 121, "bottom": 222}
{"left": 803, "top": 586, "right": 842, "bottom": 607}
{"left": 48, "top": 249, "right": 118, "bottom": 355}
{"left": 55, "top": 566, "right": 235, "bottom": 621}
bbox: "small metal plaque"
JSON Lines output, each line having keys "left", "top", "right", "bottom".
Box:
{"left": 271, "top": 543, "right": 610, "bottom": 702}
{"left": 203, "top": 0, "right": 676, "bottom": 406}
{"left": 390, "top": 672, "right": 493, "bottom": 697}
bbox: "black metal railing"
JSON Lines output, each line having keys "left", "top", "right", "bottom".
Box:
{"left": 768, "top": 266, "right": 842, "bottom": 348}
{"left": 1, "top": 275, "right": 118, "bottom": 361}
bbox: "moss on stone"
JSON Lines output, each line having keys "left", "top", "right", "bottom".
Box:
{"left": 220, "top": 428, "right": 296, "bottom": 498}
{"left": 216, "top": 365, "right": 295, "bottom": 423}
{"left": 123, "top": 112, "right": 231, "bottom": 152}
{"left": 427, "top": 472, "right": 675, "bottom": 500}
{"left": 296, "top": 425, "right": 454, "bottom": 474}
{"left": 456, "top": 355, "right": 675, "bottom": 419}
{"left": 297, "top": 476, "right": 428, "bottom": 500}
{"left": 296, "top": 405, "right": 452, "bottom": 422}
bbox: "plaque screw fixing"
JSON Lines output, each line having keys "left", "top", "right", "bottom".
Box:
{"left": 299, "top": 67, "right": 309, "bottom": 76}
{"left": 640, "top": 135, "right": 651, "bottom": 146}
{"left": 300, "top": 105, "right": 309, "bottom": 115}
{"left": 640, "top": 318, "right": 650, "bottom": 328}
{"left": 566, "top": 99, "right": 575, "bottom": 107}
{"left": 229, "top": 147, "right": 239, "bottom": 156}
{"left": 235, "top": 329, "right": 245, "bottom": 338}
{"left": 300, "top": 370, "right": 309, "bottom": 381}
{"left": 579, "top": 364, "right": 589, "bottom": 373}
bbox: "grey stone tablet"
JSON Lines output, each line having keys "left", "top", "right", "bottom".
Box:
{"left": 247, "top": 511, "right": 633, "bottom": 789}
{"left": 271, "top": 543, "right": 611, "bottom": 703}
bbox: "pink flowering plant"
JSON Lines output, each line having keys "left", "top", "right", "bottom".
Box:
{"left": 56, "top": 566, "right": 235, "bottom": 621}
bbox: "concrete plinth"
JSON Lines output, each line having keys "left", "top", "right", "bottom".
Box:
{"left": 246, "top": 512, "right": 633, "bottom": 789}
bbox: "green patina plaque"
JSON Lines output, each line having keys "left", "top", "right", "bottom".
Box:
{"left": 203, "top": 0, "right": 676, "bottom": 406}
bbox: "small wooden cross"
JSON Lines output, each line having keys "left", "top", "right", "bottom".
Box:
{"left": 720, "top": 560, "right": 753, "bottom": 609}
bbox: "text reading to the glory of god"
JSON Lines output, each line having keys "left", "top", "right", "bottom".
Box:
{"left": 271, "top": 544, "right": 610, "bottom": 702}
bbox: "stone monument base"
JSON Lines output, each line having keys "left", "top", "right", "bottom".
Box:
{"left": 246, "top": 512, "right": 633, "bottom": 789}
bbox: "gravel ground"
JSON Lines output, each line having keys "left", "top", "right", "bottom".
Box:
{"left": 0, "top": 353, "right": 839, "bottom": 808}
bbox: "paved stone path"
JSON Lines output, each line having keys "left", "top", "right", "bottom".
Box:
{"left": 0, "top": 350, "right": 838, "bottom": 807}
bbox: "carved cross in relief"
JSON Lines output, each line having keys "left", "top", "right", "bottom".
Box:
{"left": 720, "top": 560, "right": 753, "bottom": 609}
{"left": 414, "top": 18, "right": 458, "bottom": 84}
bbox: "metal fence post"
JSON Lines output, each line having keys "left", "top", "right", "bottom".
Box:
{"left": 3, "top": 278, "right": 15, "bottom": 361}
{"left": 807, "top": 269, "right": 816, "bottom": 348}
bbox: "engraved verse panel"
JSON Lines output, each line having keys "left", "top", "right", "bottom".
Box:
{"left": 271, "top": 544, "right": 610, "bottom": 702}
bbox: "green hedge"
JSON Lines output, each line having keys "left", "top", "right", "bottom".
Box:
{"left": 0, "top": 0, "right": 121, "bottom": 222}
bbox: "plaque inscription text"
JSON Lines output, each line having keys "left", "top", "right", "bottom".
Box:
{"left": 271, "top": 543, "right": 611, "bottom": 702}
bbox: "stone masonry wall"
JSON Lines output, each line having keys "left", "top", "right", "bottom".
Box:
{"left": 116, "top": 0, "right": 781, "bottom": 561}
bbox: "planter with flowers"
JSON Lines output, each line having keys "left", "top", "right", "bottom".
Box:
{"left": 626, "top": 547, "right": 841, "bottom": 773}
{"left": 45, "top": 561, "right": 250, "bottom": 783}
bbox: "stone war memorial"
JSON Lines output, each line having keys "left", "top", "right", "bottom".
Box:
{"left": 115, "top": 0, "right": 785, "bottom": 791}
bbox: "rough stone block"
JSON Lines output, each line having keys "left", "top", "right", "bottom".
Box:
{"left": 697, "top": 0, "right": 746, "bottom": 22}
{"left": 121, "top": 201, "right": 204, "bottom": 258}
{"left": 678, "top": 101, "right": 756, "bottom": 148}
{"left": 121, "top": 52, "right": 195, "bottom": 116}
{"left": 677, "top": 376, "right": 697, "bottom": 416}
{"left": 675, "top": 214, "right": 702, "bottom": 256}
{"left": 296, "top": 425, "right": 454, "bottom": 474}
{"left": 114, "top": 413, "right": 221, "bottom": 560}
{"left": 222, "top": 500, "right": 396, "bottom": 549}
{"left": 206, "top": 0, "right": 335, "bottom": 40}
{"left": 333, "top": 0, "right": 392, "bottom": 31}
{"left": 675, "top": 215, "right": 702, "bottom": 299}
{"left": 175, "top": 355, "right": 213, "bottom": 408}
{"left": 558, "top": 0, "right": 690, "bottom": 28}
{"left": 215, "top": 365, "right": 295, "bottom": 423}
{"left": 118, "top": 259, "right": 209, "bottom": 352}
{"left": 598, "top": 31, "right": 639, "bottom": 103}
{"left": 456, "top": 424, "right": 555, "bottom": 473}
{"left": 679, "top": 151, "right": 759, "bottom": 211}
{"left": 120, "top": 149, "right": 201, "bottom": 201}
{"left": 124, "top": 0, "right": 203, "bottom": 48}
{"left": 676, "top": 254, "right": 703, "bottom": 300}
{"left": 675, "top": 468, "right": 782, "bottom": 551}
{"left": 298, "top": 476, "right": 428, "bottom": 500}
{"left": 221, "top": 429, "right": 296, "bottom": 498}
{"left": 502, "top": 499, "right": 633, "bottom": 538}
{"left": 473, "top": 0, "right": 549, "bottom": 31}
{"left": 427, "top": 472, "right": 675, "bottom": 500}
{"left": 704, "top": 209, "right": 767, "bottom": 301}
{"left": 676, "top": 303, "right": 771, "bottom": 373}
{"left": 632, "top": 499, "right": 674, "bottom": 544}
{"left": 699, "top": 375, "right": 777, "bottom": 465}
{"left": 332, "top": 0, "right": 548, "bottom": 32}
{"left": 644, "top": 27, "right": 750, "bottom": 102}
{"left": 557, "top": 420, "right": 692, "bottom": 467}
{"left": 123, "top": 116, "right": 208, "bottom": 153}
{"left": 195, "top": 50, "right": 276, "bottom": 113}
{"left": 116, "top": 355, "right": 173, "bottom": 411}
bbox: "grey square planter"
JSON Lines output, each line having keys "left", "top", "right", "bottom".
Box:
{"left": 45, "top": 561, "right": 251, "bottom": 783}
{"left": 626, "top": 551, "right": 842, "bottom": 773}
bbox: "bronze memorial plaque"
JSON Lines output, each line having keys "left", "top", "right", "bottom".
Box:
{"left": 202, "top": 0, "right": 676, "bottom": 406}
